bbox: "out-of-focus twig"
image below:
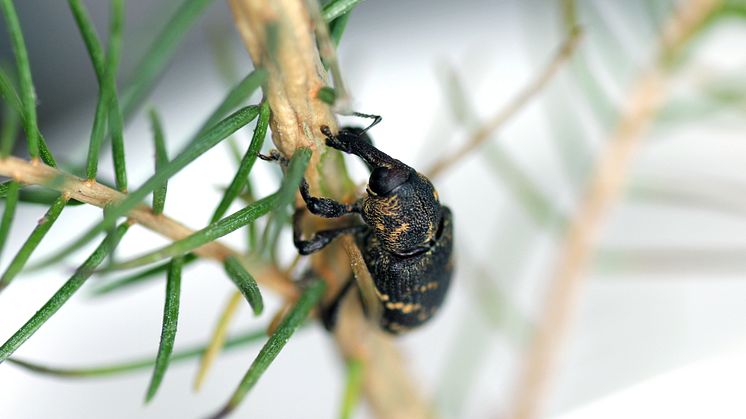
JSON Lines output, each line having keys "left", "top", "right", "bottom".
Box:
{"left": 341, "top": 236, "right": 382, "bottom": 324}
{"left": 306, "top": 0, "right": 351, "bottom": 113}
{"left": 0, "top": 156, "right": 294, "bottom": 298}
{"left": 228, "top": 0, "right": 337, "bottom": 164}
{"left": 508, "top": 1, "right": 723, "bottom": 418}
{"left": 426, "top": 27, "right": 583, "bottom": 179}
{"left": 194, "top": 290, "right": 243, "bottom": 390}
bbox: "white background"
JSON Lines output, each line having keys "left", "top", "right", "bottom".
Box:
{"left": 2, "top": 1, "right": 746, "bottom": 418}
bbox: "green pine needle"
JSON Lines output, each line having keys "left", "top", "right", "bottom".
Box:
{"left": 275, "top": 147, "right": 312, "bottom": 213}
{"left": 109, "top": 192, "right": 278, "bottom": 270}
{"left": 207, "top": 278, "right": 326, "bottom": 419}
{"left": 0, "top": 180, "right": 20, "bottom": 259}
{"left": 339, "top": 358, "right": 364, "bottom": 419}
{"left": 222, "top": 256, "right": 263, "bottom": 315}
{"left": 91, "top": 254, "right": 198, "bottom": 297}
{"left": 69, "top": 0, "right": 128, "bottom": 190}
{"left": 120, "top": 0, "right": 218, "bottom": 118}
{"left": 0, "top": 96, "right": 19, "bottom": 156}
{"left": 322, "top": 0, "right": 363, "bottom": 22}
{"left": 108, "top": 146, "right": 309, "bottom": 271}
{"left": 67, "top": 0, "right": 105, "bottom": 76}
{"left": 30, "top": 105, "right": 260, "bottom": 270}
{"left": 7, "top": 327, "right": 268, "bottom": 378}
{"left": 329, "top": 10, "right": 353, "bottom": 46}
{"left": 190, "top": 69, "right": 268, "bottom": 145}
{"left": 0, "top": 67, "right": 56, "bottom": 166}
{"left": 0, "top": 66, "right": 23, "bottom": 119}
{"left": 261, "top": 147, "right": 313, "bottom": 258}
{"left": 108, "top": 70, "right": 128, "bottom": 192}
{"left": 149, "top": 109, "right": 169, "bottom": 215}
{"left": 0, "top": 222, "right": 130, "bottom": 364}
{"left": 144, "top": 255, "right": 184, "bottom": 403}
{"left": 85, "top": 88, "right": 109, "bottom": 180}
{"left": 210, "top": 100, "right": 269, "bottom": 223}
{"left": 0, "top": 0, "right": 40, "bottom": 160}
{"left": 0, "top": 186, "right": 83, "bottom": 206}
{"left": 316, "top": 87, "right": 337, "bottom": 105}
{"left": 36, "top": 134, "right": 57, "bottom": 167}
{"left": 0, "top": 195, "right": 68, "bottom": 293}
{"left": 83, "top": 0, "right": 125, "bottom": 186}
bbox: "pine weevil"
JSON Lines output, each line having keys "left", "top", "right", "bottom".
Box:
{"left": 289, "top": 116, "right": 455, "bottom": 334}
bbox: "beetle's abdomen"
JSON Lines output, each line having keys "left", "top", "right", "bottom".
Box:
{"left": 361, "top": 207, "right": 454, "bottom": 334}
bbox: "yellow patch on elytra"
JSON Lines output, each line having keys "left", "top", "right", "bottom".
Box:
{"left": 401, "top": 303, "right": 421, "bottom": 314}
{"left": 425, "top": 221, "right": 436, "bottom": 241}
{"left": 391, "top": 223, "right": 410, "bottom": 239}
{"left": 385, "top": 301, "right": 422, "bottom": 314}
{"left": 377, "top": 194, "right": 400, "bottom": 217}
{"left": 418, "top": 282, "right": 439, "bottom": 293}
{"left": 433, "top": 189, "right": 439, "bottom": 201}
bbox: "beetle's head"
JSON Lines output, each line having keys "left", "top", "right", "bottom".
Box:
{"left": 362, "top": 164, "right": 442, "bottom": 256}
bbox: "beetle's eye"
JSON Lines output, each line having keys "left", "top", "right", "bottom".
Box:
{"left": 368, "top": 167, "right": 410, "bottom": 195}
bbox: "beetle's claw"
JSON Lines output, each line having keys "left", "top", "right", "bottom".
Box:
{"left": 321, "top": 127, "right": 351, "bottom": 152}
{"left": 320, "top": 125, "right": 334, "bottom": 138}
{"left": 325, "top": 137, "right": 347, "bottom": 151}
{"left": 257, "top": 150, "right": 288, "bottom": 167}
{"left": 320, "top": 126, "right": 343, "bottom": 150}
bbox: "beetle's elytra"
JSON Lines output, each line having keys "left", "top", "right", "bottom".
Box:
{"left": 291, "top": 119, "right": 454, "bottom": 334}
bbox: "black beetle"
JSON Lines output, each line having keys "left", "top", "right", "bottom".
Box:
{"left": 291, "top": 119, "right": 454, "bottom": 334}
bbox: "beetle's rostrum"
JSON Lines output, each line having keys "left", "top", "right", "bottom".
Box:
{"left": 290, "top": 121, "right": 454, "bottom": 334}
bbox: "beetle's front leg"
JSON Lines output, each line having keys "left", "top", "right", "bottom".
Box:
{"left": 299, "top": 178, "right": 360, "bottom": 218}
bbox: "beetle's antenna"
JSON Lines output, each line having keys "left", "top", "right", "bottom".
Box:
{"left": 352, "top": 112, "right": 382, "bottom": 136}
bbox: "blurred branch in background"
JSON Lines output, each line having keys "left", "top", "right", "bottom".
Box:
{"left": 628, "top": 172, "right": 746, "bottom": 218}
{"left": 509, "top": 1, "right": 724, "bottom": 418}
{"left": 596, "top": 246, "right": 746, "bottom": 277}
{"left": 426, "top": 26, "right": 583, "bottom": 179}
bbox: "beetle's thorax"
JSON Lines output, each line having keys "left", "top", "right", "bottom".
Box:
{"left": 361, "top": 173, "right": 442, "bottom": 256}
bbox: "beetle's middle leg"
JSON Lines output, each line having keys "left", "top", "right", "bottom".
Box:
{"left": 320, "top": 277, "right": 355, "bottom": 331}
{"left": 292, "top": 209, "right": 366, "bottom": 255}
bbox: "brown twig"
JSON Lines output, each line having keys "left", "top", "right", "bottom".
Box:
{"left": 194, "top": 290, "right": 243, "bottom": 391}
{"left": 333, "top": 280, "right": 436, "bottom": 419}
{"left": 508, "top": 1, "right": 722, "bottom": 418}
{"left": 426, "top": 27, "right": 583, "bottom": 179}
{"left": 0, "top": 156, "right": 296, "bottom": 298}
{"left": 305, "top": 0, "right": 351, "bottom": 113}
{"left": 228, "top": 1, "right": 433, "bottom": 418}
{"left": 228, "top": 0, "right": 337, "bottom": 160}
{"left": 340, "top": 236, "right": 383, "bottom": 331}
